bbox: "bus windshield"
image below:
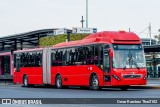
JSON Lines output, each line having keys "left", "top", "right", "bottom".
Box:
{"left": 112, "top": 44, "right": 146, "bottom": 69}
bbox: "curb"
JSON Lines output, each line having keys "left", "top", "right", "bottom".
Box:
{"left": 0, "top": 83, "right": 16, "bottom": 86}
{"left": 147, "top": 78, "right": 160, "bottom": 80}
{"left": 0, "top": 83, "right": 12, "bottom": 85}
{"left": 129, "top": 85, "right": 160, "bottom": 89}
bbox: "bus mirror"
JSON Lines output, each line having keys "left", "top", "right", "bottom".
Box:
{"left": 17, "top": 69, "right": 20, "bottom": 72}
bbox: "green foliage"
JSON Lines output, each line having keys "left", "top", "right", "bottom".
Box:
{"left": 39, "top": 34, "right": 89, "bottom": 47}
{"left": 70, "top": 33, "right": 90, "bottom": 41}
{"left": 154, "top": 29, "right": 160, "bottom": 41}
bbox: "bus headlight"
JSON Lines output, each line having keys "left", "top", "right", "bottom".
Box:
{"left": 112, "top": 74, "right": 121, "bottom": 81}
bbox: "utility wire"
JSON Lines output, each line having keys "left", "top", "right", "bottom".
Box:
{"left": 138, "top": 26, "right": 149, "bottom": 35}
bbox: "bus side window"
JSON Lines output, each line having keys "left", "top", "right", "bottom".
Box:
{"left": 22, "top": 53, "right": 26, "bottom": 67}
{"left": 58, "top": 50, "right": 63, "bottom": 66}
{"left": 55, "top": 50, "right": 59, "bottom": 66}
{"left": 70, "top": 48, "right": 75, "bottom": 65}
{"left": 98, "top": 45, "right": 110, "bottom": 72}
{"left": 79, "top": 47, "right": 85, "bottom": 65}
{"left": 35, "top": 52, "right": 42, "bottom": 67}
{"left": 28, "top": 52, "right": 31, "bottom": 67}
{"left": 103, "top": 51, "right": 110, "bottom": 72}
{"left": 100, "top": 45, "right": 103, "bottom": 67}
{"left": 25, "top": 53, "right": 28, "bottom": 67}
{"left": 94, "top": 45, "right": 99, "bottom": 65}
{"left": 62, "top": 49, "right": 66, "bottom": 66}
{"left": 86, "top": 46, "right": 94, "bottom": 64}
{"left": 14, "top": 54, "right": 16, "bottom": 68}
{"left": 67, "top": 48, "right": 75, "bottom": 65}
{"left": 66, "top": 49, "right": 70, "bottom": 65}
{"left": 39, "top": 52, "right": 42, "bottom": 66}
{"left": 20, "top": 53, "right": 23, "bottom": 67}
{"left": 51, "top": 50, "right": 56, "bottom": 66}
{"left": 103, "top": 44, "right": 110, "bottom": 73}
{"left": 16, "top": 54, "right": 21, "bottom": 72}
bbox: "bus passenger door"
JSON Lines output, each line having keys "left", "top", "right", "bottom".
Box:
{"left": 103, "top": 47, "right": 111, "bottom": 86}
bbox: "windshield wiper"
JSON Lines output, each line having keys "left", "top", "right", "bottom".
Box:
{"left": 131, "top": 59, "right": 140, "bottom": 70}
{"left": 133, "top": 60, "right": 140, "bottom": 70}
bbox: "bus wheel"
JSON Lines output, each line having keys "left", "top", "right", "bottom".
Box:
{"left": 56, "top": 75, "right": 62, "bottom": 89}
{"left": 23, "top": 75, "right": 29, "bottom": 87}
{"left": 90, "top": 74, "right": 99, "bottom": 90}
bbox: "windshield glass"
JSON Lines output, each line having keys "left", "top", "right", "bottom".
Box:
{"left": 113, "top": 44, "right": 146, "bottom": 69}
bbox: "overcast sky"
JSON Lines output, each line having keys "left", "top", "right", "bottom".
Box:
{"left": 0, "top": 0, "right": 160, "bottom": 38}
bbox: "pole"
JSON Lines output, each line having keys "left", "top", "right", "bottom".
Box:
{"left": 86, "top": 0, "right": 88, "bottom": 28}
{"left": 67, "top": 30, "right": 70, "bottom": 42}
{"left": 80, "top": 16, "right": 85, "bottom": 28}
{"left": 149, "top": 23, "right": 152, "bottom": 45}
{"left": 129, "top": 28, "right": 131, "bottom": 32}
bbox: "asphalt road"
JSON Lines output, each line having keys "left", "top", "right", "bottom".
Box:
{"left": 0, "top": 79, "right": 160, "bottom": 107}
{"left": 0, "top": 85, "right": 160, "bottom": 98}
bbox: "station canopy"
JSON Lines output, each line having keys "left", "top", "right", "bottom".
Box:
{"left": 0, "top": 29, "right": 56, "bottom": 52}
{"left": 144, "top": 45, "right": 160, "bottom": 53}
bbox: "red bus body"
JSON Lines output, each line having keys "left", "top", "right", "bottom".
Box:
{"left": 13, "top": 31, "right": 147, "bottom": 89}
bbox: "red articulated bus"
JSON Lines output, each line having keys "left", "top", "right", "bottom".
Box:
{"left": 13, "top": 31, "right": 147, "bottom": 90}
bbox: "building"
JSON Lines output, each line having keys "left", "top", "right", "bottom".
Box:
{"left": 141, "top": 38, "right": 160, "bottom": 78}
{"left": 141, "top": 38, "right": 157, "bottom": 46}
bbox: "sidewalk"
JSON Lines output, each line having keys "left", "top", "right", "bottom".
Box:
{"left": 147, "top": 78, "right": 160, "bottom": 80}
{"left": 126, "top": 79, "right": 160, "bottom": 89}
{"left": 145, "top": 79, "right": 160, "bottom": 89}
{"left": 0, "top": 82, "right": 16, "bottom": 86}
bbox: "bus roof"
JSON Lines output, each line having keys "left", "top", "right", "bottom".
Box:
{"left": 53, "top": 31, "right": 141, "bottom": 48}
{"left": 0, "top": 52, "right": 11, "bottom": 56}
{"left": 13, "top": 48, "right": 43, "bottom": 54}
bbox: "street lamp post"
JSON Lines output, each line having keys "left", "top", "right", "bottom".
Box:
{"left": 86, "top": 0, "right": 88, "bottom": 28}
{"left": 149, "top": 23, "right": 152, "bottom": 46}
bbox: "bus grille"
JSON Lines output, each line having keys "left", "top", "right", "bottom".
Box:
{"left": 122, "top": 74, "right": 142, "bottom": 78}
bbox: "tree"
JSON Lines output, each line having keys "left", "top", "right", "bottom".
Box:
{"left": 154, "top": 29, "right": 160, "bottom": 41}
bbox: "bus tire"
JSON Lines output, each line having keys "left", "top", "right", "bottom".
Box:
{"left": 89, "top": 74, "right": 99, "bottom": 90}
{"left": 55, "top": 75, "right": 62, "bottom": 89}
{"left": 23, "top": 75, "right": 29, "bottom": 87}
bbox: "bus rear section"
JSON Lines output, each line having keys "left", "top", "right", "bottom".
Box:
{"left": 13, "top": 48, "right": 44, "bottom": 86}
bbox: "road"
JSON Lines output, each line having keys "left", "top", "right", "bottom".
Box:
{"left": 0, "top": 85, "right": 160, "bottom": 98}
{"left": 147, "top": 79, "right": 160, "bottom": 85}
{"left": 0, "top": 79, "right": 160, "bottom": 107}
